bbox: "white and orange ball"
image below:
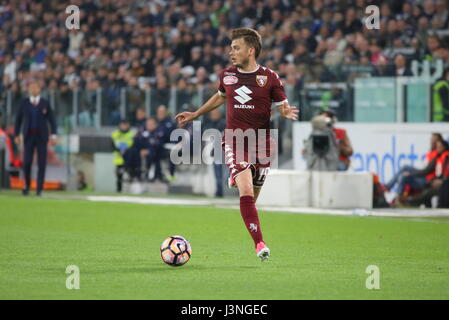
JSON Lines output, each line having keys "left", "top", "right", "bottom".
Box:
{"left": 160, "top": 235, "right": 192, "bottom": 267}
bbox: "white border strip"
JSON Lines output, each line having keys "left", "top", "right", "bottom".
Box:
{"left": 84, "top": 196, "right": 449, "bottom": 218}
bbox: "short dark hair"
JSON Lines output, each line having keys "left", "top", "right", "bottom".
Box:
{"left": 231, "top": 28, "right": 262, "bottom": 59}
{"left": 432, "top": 132, "right": 443, "bottom": 141}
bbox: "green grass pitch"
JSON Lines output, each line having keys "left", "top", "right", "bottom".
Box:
{"left": 1, "top": 192, "right": 448, "bottom": 299}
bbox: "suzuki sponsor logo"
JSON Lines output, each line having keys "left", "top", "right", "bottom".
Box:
{"left": 234, "top": 85, "right": 253, "bottom": 104}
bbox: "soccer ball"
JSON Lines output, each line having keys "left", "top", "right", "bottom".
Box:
{"left": 160, "top": 235, "right": 192, "bottom": 267}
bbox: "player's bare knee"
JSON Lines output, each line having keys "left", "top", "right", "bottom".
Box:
{"left": 238, "top": 183, "right": 254, "bottom": 197}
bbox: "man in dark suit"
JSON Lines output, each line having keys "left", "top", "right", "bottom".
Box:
{"left": 14, "top": 81, "right": 57, "bottom": 196}
{"left": 393, "top": 54, "right": 413, "bottom": 77}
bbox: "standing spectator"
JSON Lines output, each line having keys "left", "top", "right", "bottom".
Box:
{"left": 3, "top": 55, "right": 17, "bottom": 85}
{"left": 371, "top": 55, "right": 391, "bottom": 77}
{"left": 156, "top": 105, "right": 176, "bottom": 182}
{"left": 342, "top": 7, "right": 362, "bottom": 35}
{"left": 139, "top": 118, "right": 163, "bottom": 182}
{"left": 392, "top": 54, "right": 413, "bottom": 76}
{"left": 133, "top": 107, "right": 147, "bottom": 134}
{"left": 152, "top": 76, "right": 170, "bottom": 108}
{"left": 293, "top": 42, "right": 314, "bottom": 66}
{"left": 425, "top": 34, "right": 443, "bottom": 62}
{"left": 323, "top": 39, "right": 344, "bottom": 68}
{"left": 433, "top": 68, "right": 449, "bottom": 122}
{"left": 14, "top": 81, "right": 57, "bottom": 196}
{"left": 126, "top": 77, "right": 145, "bottom": 123}
{"left": 111, "top": 119, "right": 136, "bottom": 193}
{"left": 203, "top": 108, "right": 226, "bottom": 197}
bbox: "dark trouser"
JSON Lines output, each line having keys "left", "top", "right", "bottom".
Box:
{"left": 213, "top": 163, "right": 223, "bottom": 197}
{"left": 161, "top": 148, "right": 175, "bottom": 177}
{"left": 168, "top": 159, "right": 175, "bottom": 176}
{"left": 386, "top": 165, "right": 427, "bottom": 195}
{"left": 116, "top": 148, "right": 142, "bottom": 192}
{"left": 124, "top": 147, "right": 141, "bottom": 181}
{"left": 116, "top": 165, "right": 125, "bottom": 192}
{"left": 146, "top": 150, "right": 162, "bottom": 180}
{"left": 23, "top": 135, "right": 48, "bottom": 193}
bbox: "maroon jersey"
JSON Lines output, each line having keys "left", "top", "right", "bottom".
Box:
{"left": 218, "top": 65, "right": 287, "bottom": 131}
{"left": 218, "top": 65, "right": 287, "bottom": 176}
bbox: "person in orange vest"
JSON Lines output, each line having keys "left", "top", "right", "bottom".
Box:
{"left": 385, "top": 133, "right": 443, "bottom": 197}
{"left": 320, "top": 110, "right": 353, "bottom": 171}
{"left": 400, "top": 139, "right": 449, "bottom": 207}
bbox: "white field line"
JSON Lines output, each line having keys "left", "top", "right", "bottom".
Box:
{"left": 85, "top": 196, "right": 449, "bottom": 218}
{"left": 86, "top": 196, "right": 236, "bottom": 206}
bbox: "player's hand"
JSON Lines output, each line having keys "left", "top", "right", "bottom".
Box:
{"left": 175, "top": 111, "right": 198, "bottom": 127}
{"left": 278, "top": 101, "right": 299, "bottom": 120}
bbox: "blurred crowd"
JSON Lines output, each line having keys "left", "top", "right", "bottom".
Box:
{"left": 1, "top": 0, "right": 449, "bottom": 102}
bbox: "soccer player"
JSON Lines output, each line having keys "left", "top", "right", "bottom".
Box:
{"left": 175, "top": 28, "right": 298, "bottom": 261}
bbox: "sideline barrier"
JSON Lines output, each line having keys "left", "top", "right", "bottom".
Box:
{"left": 258, "top": 170, "right": 373, "bottom": 209}
{"left": 293, "top": 122, "right": 449, "bottom": 184}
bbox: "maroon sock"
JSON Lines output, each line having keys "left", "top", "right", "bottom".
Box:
{"left": 240, "top": 195, "right": 263, "bottom": 247}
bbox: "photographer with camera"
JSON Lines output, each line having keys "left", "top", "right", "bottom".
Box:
{"left": 304, "top": 113, "right": 339, "bottom": 171}
{"left": 320, "top": 109, "right": 353, "bottom": 171}
{"left": 304, "top": 109, "right": 353, "bottom": 171}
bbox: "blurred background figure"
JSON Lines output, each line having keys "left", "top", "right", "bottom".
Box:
{"left": 134, "top": 107, "right": 147, "bottom": 135}
{"left": 304, "top": 114, "right": 339, "bottom": 171}
{"left": 400, "top": 139, "right": 449, "bottom": 207}
{"left": 320, "top": 109, "right": 353, "bottom": 171}
{"left": 111, "top": 119, "right": 136, "bottom": 192}
{"left": 156, "top": 105, "right": 176, "bottom": 182}
{"left": 203, "top": 108, "right": 226, "bottom": 197}
{"left": 14, "top": 81, "right": 57, "bottom": 196}
{"left": 138, "top": 118, "right": 163, "bottom": 182}
{"left": 385, "top": 133, "right": 443, "bottom": 199}
{"left": 433, "top": 68, "right": 449, "bottom": 122}
{"left": 393, "top": 54, "right": 413, "bottom": 77}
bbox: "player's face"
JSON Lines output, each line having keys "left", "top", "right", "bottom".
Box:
{"left": 229, "top": 38, "right": 252, "bottom": 68}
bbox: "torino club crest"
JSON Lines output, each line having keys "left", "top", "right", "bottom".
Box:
{"left": 256, "top": 75, "right": 267, "bottom": 87}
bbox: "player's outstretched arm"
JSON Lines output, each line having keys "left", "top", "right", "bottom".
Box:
{"left": 277, "top": 101, "right": 299, "bottom": 120}
{"left": 175, "top": 92, "right": 226, "bottom": 127}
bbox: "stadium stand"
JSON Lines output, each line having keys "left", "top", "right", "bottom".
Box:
{"left": 1, "top": 0, "right": 448, "bottom": 123}
{"left": 1, "top": 0, "right": 449, "bottom": 205}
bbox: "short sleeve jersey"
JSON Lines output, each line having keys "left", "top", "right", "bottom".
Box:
{"left": 218, "top": 65, "right": 287, "bottom": 131}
